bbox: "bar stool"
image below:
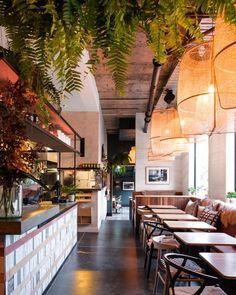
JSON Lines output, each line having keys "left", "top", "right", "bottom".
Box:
{"left": 152, "top": 236, "right": 180, "bottom": 294}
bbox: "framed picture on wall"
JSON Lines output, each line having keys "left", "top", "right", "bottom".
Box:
{"left": 122, "top": 181, "right": 134, "bottom": 191}
{"left": 146, "top": 167, "right": 170, "bottom": 184}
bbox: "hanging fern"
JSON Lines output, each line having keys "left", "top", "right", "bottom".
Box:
{"left": 0, "top": 0, "right": 235, "bottom": 104}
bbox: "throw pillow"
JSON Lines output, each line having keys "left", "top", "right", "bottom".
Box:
{"left": 197, "top": 205, "right": 206, "bottom": 218}
{"left": 184, "top": 200, "right": 198, "bottom": 216}
{"left": 199, "top": 208, "right": 221, "bottom": 227}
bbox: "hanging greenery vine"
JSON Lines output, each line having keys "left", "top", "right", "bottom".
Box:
{"left": 0, "top": 0, "right": 235, "bottom": 105}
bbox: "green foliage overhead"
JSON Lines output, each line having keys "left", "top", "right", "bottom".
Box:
{"left": 0, "top": 0, "right": 236, "bottom": 104}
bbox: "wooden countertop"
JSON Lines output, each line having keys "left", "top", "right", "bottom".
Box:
{"left": 0, "top": 202, "right": 78, "bottom": 235}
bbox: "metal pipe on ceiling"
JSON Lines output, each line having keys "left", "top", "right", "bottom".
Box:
{"left": 142, "top": 26, "right": 214, "bottom": 133}
{"left": 143, "top": 59, "right": 162, "bottom": 133}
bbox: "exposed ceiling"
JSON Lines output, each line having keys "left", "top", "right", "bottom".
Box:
{"left": 94, "top": 18, "right": 214, "bottom": 136}
{"left": 94, "top": 32, "right": 153, "bottom": 134}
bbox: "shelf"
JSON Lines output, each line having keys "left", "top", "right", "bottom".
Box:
{"left": 78, "top": 206, "right": 91, "bottom": 225}
{"left": 25, "top": 120, "right": 79, "bottom": 153}
{"left": 77, "top": 199, "right": 92, "bottom": 203}
{"left": 78, "top": 216, "right": 91, "bottom": 224}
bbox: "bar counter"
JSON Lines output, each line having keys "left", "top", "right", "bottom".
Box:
{"left": 0, "top": 202, "right": 78, "bottom": 295}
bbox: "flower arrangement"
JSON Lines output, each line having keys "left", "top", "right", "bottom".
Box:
{"left": 0, "top": 80, "right": 39, "bottom": 217}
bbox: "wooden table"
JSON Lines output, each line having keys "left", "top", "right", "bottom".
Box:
{"left": 200, "top": 252, "right": 236, "bottom": 295}
{"left": 152, "top": 209, "right": 185, "bottom": 214}
{"left": 174, "top": 232, "right": 236, "bottom": 246}
{"left": 157, "top": 214, "right": 198, "bottom": 222}
{"left": 147, "top": 205, "right": 177, "bottom": 209}
{"left": 164, "top": 221, "right": 216, "bottom": 231}
{"left": 200, "top": 253, "right": 236, "bottom": 279}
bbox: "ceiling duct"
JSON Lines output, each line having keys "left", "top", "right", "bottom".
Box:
{"left": 119, "top": 118, "right": 135, "bottom": 141}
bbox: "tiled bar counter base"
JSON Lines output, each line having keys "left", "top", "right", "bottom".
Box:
{"left": 0, "top": 204, "right": 77, "bottom": 295}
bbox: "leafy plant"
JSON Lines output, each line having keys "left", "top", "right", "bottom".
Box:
{"left": 187, "top": 186, "right": 197, "bottom": 195}
{"left": 0, "top": 80, "right": 39, "bottom": 216}
{"left": 62, "top": 185, "right": 81, "bottom": 195}
{"left": 0, "top": 1, "right": 235, "bottom": 103}
{"left": 111, "top": 152, "right": 131, "bottom": 176}
{"left": 227, "top": 192, "right": 236, "bottom": 199}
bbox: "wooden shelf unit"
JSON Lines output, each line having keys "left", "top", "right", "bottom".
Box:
{"left": 77, "top": 194, "right": 92, "bottom": 225}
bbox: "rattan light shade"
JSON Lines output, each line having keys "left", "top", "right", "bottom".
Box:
{"left": 214, "top": 16, "right": 236, "bottom": 110}
{"left": 150, "top": 138, "right": 175, "bottom": 157}
{"left": 177, "top": 41, "right": 215, "bottom": 135}
{"left": 151, "top": 137, "right": 190, "bottom": 157}
{"left": 128, "top": 146, "right": 135, "bottom": 164}
{"left": 151, "top": 108, "right": 190, "bottom": 144}
{"left": 148, "top": 151, "right": 175, "bottom": 161}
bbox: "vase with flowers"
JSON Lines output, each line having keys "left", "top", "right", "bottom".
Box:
{"left": 0, "top": 80, "right": 38, "bottom": 218}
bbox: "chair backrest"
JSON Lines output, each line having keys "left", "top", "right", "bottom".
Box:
{"left": 164, "top": 253, "right": 219, "bottom": 295}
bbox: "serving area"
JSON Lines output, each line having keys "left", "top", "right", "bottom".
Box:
{"left": 0, "top": 203, "right": 78, "bottom": 295}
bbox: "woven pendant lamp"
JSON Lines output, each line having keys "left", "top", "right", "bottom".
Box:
{"left": 150, "top": 138, "right": 175, "bottom": 157}
{"left": 148, "top": 150, "right": 175, "bottom": 161}
{"left": 128, "top": 146, "right": 135, "bottom": 164}
{"left": 150, "top": 137, "right": 190, "bottom": 157}
{"left": 151, "top": 108, "right": 191, "bottom": 144}
{"left": 177, "top": 41, "right": 215, "bottom": 135}
{"left": 213, "top": 16, "right": 236, "bottom": 110}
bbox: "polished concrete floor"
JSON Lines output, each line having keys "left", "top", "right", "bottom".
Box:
{"left": 45, "top": 210, "right": 159, "bottom": 295}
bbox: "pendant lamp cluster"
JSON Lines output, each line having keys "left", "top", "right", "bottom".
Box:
{"left": 150, "top": 15, "right": 236, "bottom": 160}
{"left": 177, "top": 15, "right": 236, "bottom": 136}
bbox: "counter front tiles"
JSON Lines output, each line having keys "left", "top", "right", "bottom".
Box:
{"left": 0, "top": 202, "right": 78, "bottom": 295}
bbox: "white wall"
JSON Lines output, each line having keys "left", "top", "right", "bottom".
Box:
{"left": 135, "top": 113, "right": 186, "bottom": 192}
{"left": 208, "top": 133, "right": 235, "bottom": 200}
{"left": 180, "top": 152, "right": 192, "bottom": 195}
{"left": 98, "top": 111, "right": 107, "bottom": 163}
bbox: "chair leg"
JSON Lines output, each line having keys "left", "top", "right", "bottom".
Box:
{"left": 163, "top": 275, "right": 169, "bottom": 295}
{"left": 153, "top": 263, "right": 159, "bottom": 294}
{"left": 147, "top": 245, "right": 154, "bottom": 278}
{"left": 144, "top": 245, "right": 149, "bottom": 268}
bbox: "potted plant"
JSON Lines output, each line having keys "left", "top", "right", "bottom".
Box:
{"left": 61, "top": 185, "right": 78, "bottom": 202}
{"left": 0, "top": 81, "right": 38, "bottom": 217}
{"left": 226, "top": 192, "right": 236, "bottom": 204}
{"left": 187, "top": 187, "right": 197, "bottom": 195}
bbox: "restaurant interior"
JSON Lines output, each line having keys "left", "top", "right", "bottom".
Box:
{"left": 1, "top": 1, "right": 236, "bottom": 295}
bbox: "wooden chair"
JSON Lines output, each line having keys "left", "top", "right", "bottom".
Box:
{"left": 152, "top": 236, "right": 180, "bottom": 294}
{"left": 143, "top": 220, "right": 173, "bottom": 278}
{"left": 163, "top": 253, "right": 226, "bottom": 295}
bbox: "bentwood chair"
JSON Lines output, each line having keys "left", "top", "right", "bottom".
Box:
{"left": 163, "top": 253, "right": 227, "bottom": 295}
{"left": 152, "top": 236, "right": 180, "bottom": 294}
{"left": 143, "top": 220, "right": 173, "bottom": 278}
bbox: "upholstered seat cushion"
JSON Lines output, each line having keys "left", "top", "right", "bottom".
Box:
{"left": 184, "top": 200, "right": 198, "bottom": 216}
{"left": 171, "top": 286, "right": 226, "bottom": 295}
